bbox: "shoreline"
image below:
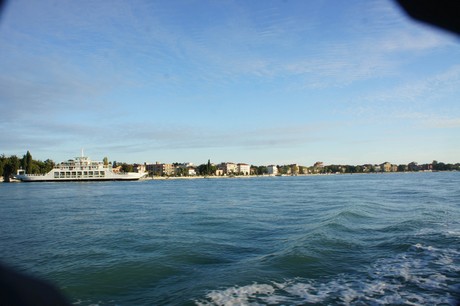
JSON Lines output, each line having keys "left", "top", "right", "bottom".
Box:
{"left": 2, "top": 170, "right": 454, "bottom": 183}
{"left": 140, "top": 170, "right": 443, "bottom": 181}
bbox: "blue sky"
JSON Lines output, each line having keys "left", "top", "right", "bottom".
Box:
{"left": 1, "top": 0, "right": 459, "bottom": 166}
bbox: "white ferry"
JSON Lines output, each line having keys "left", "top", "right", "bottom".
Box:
{"left": 15, "top": 155, "right": 145, "bottom": 182}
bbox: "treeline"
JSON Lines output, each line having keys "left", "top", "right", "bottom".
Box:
{"left": 0, "top": 151, "right": 54, "bottom": 182}
{"left": 316, "top": 161, "right": 460, "bottom": 174}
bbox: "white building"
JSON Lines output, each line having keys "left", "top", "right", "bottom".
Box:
{"left": 237, "top": 163, "right": 250, "bottom": 175}
{"left": 267, "top": 165, "right": 278, "bottom": 175}
{"left": 220, "top": 162, "right": 237, "bottom": 175}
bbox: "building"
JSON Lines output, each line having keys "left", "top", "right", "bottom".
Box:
{"left": 237, "top": 163, "right": 250, "bottom": 175}
{"left": 219, "top": 162, "right": 237, "bottom": 175}
{"left": 381, "top": 162, "right": 392, "bottom": 172}
{"left": 146, "top": 162, "right": 175, "bottom": 176}
{"left": 133, "top": 163, "right": 146, "bottom": 173}
{"left": 176, "top": 163, "right": 196, "bottom": 176}
{"left": 267, "top": 165, "right": 278, "bottom": 175}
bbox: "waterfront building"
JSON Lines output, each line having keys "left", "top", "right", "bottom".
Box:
{"left": 134, "top": 163, "right": 146, "bottom": 173}
{"left": 382, "top": 162, "right": 392, "bottom": 172}
{"left": 267, "top": 165, "right": 278, "bottom": 175}
{"left": 175, "top": 163, "right": 196, "bottom": 176}
{"left": 146, "top": 162, "right": 175, "bottom": 176}
{"left": 237, "top": 163, "right": 250, "bottom": 175}
{"left": 219, "top": 162, "right": 237, "bottom": 175}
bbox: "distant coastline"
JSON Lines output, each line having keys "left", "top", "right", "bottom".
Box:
{"left": 141, "top": 171, "right": 452, "bottom": 181}
{"left": 1, "top": 151, "right": 459, "bottom": 183}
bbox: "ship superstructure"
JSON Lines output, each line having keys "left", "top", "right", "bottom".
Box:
{"left": 15, "top": 154, "right": 144, "bottom": 182}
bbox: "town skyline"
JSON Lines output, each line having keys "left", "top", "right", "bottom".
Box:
{"left": 1, "top": 150, "right": 459, "bottom": 179}
{"left": 2, "top": 149, "right": 460, "bottom": 170}
{"left": 1, "top": 1, "right": 459, "bottom": 165}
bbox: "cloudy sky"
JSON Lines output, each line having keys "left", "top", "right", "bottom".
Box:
{"left": 1, "top": 0, "right": 459, "bottom": 166}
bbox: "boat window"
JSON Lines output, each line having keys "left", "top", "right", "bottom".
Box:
{"left": 54, "top": 172, "right": 59, "bottom": 178}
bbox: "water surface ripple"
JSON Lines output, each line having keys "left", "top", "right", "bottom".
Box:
{"left": 1, "top": 172, "right": 459, "bottom": 305}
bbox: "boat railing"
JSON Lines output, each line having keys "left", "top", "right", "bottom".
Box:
{"left": 21, "top": 173, "right": 46, "bottom": 176}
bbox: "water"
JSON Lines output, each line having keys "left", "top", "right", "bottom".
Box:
{"left": 1, "top": 172, "right": 459, "bottom": 305}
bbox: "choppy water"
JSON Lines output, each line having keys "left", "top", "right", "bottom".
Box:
{"left": 1, "top": 172, "right": 459, "bottom": 305}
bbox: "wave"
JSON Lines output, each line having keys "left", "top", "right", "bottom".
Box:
{"left": 196, "top": 243, "right": 460, "bottom": 305}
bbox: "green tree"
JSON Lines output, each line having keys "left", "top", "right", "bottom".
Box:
{"left": 121, "top": 163, "right": 133, "bottom": 173}
{"left": 103, "top": 157, "right": 109, "bottom": 167}
{"left": 197, "top": 163, "right": 216, "bottom": 176}
{"left": 42, "top": 159, "right": 55, "bottom": 174}
{"left": 0, "top": 156, "right": 4, "bottom": 177}
{"left": 176, "top": 167, "right": 188, "bottom": 177}
{"left": 21, "top": 154, "right": 27, "bottom": 172}
{"left": 3, "top": 155, "right": 20, "bottom": 182}
{"left": 197, "top": 164, "right": 207, "bottom": 175}
{"left": 25, "top": 151, "right": 33, "bottom": 174}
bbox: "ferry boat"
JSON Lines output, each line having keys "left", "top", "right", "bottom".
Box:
{"left": 15, "top": 154, "right": 145, "bottom": 182}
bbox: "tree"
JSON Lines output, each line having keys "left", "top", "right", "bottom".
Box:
{"left": 25, "top": 151, "right": 33, "bottom": 174}
{"left": 3, "top": 155, "right": 20, "bottom": 182}
{"left": 42, "top": 159, "right": 55, "bottom": 174}
{"left": 120, "top": 163, "right": 133, "bottom": 173}
{"left": 197, "top": 163, "right": 216, "bottom": 176}
{"left": 0, "top": 156, "right": 4, "bottom": 177}
{"left": 197, "top": 164, "right": 210, "bottom": 175}
{"left": 175, "top": 167, "right": 188, "bottom": 177}
{"left": 103, "top": 157, "right": 109, "bottom": 167}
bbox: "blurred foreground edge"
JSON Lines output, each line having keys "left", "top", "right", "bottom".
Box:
{"left": 396, "top": 0, "right": 460, "bottom": 35}
{"left": 0, "top": 263, "right": 71, "bottom": 306}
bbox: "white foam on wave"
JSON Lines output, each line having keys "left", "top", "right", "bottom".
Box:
{"left": 196, "top": 283, "right": 275, "bottom": 306}
{"left": 196, "top": 243, "right": 460, "bottom": 305}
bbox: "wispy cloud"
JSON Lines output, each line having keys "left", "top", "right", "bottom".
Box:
{"left": 1, "top": 0, "right": 459, "bottom": 163}
{"left": 345, "top": 65, "right": 460, "bottom": 120}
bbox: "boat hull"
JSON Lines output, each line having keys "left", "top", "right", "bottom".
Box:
{"left": 19, "top": 178, "right": 141, "bottom": 182}
{"left": 14, "top": 154, "right": 146, "bottom": 182}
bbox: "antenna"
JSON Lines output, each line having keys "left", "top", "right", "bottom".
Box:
{"left": 81, "top": 148, "right": 84, "bottom": 157}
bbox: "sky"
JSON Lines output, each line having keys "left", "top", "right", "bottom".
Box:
{"left": 1, "top": 0, "right": 459, "bottom": 166}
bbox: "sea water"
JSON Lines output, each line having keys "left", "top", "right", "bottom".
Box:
{"left": 0, "top": 172, "right": 459, "bottom": 305}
